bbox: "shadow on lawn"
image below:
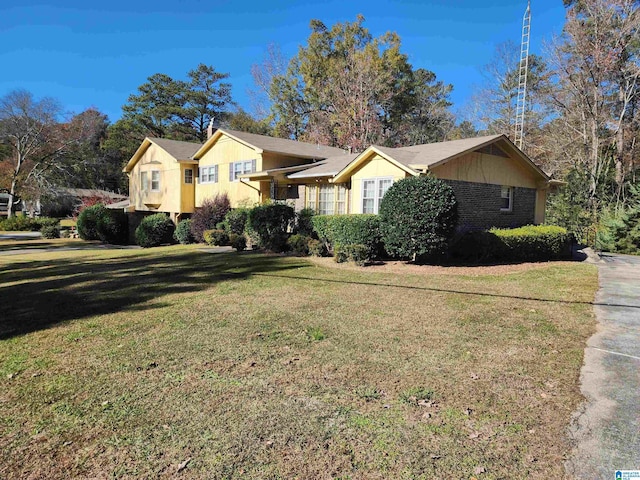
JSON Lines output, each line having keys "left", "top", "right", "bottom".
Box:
{"left": 251, "top": 273, "right": 640, "bottom": 310}
{"left": 0, "top": 251, "right": 306, "bottom": 340}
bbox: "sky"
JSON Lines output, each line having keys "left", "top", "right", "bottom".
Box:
{"left": 0, "top": 0, "right": 567, "bottom": 124}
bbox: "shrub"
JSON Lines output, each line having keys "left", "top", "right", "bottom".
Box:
{"left": 40, "top": 225, "right": 60, "bottom": 239}
{"left": 76, "top": 204, "right": 107, "bottom": 240}
{"left": 204, "top": 229, "right": 229, "bottom": 246}
{"left": 295, "top": 208, "right": 316, "bottom": 236}
{"left": 311, "top": 214, "right": 382, "bottom": 259}
{"left": 450, "top": 225, "right": 573, "bottom": 262}
{"left": 379, "top": 176, "right": 458, "bottom": 262}
{"left": 190, "top": 193, "right": 231, "bottom": 243}
{"left": 308, "top": 239, "right": 328, "bottom": 257}
{"left": 225, "top": 208, "right": 249, "bottom": 235}
{"left": 135, "top": 213, "right": 175, "bottom": 248}
{"left": 287, "top": 234, "right": 311, "bottom": 256}
{"left": 0, "top": 215, "right": 59, "bottom": 232}
{"left": 247, "top": 203, "right": 295, "bottom": 252}
{"left": 334, "top": 243, "right": 370, "bottom": 265}
{"left": 174, "top": 219, "right": 195, "bottom": 244}
{"left": 596, "top": 183, "right": 640, "bottom": 254}
{"left": 96, "top": 209, "right": 128, "bottom": 245}
{"left": 60, "top": 229, "right": 71, "bottom": 239}
{"left": 229, "top": 233, "right": 247, "bottom": 251}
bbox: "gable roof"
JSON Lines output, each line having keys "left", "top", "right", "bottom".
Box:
{"left": 333, "top": 134, "right": 550, "bottom": 183}
{"left": 123, "top": 137, "right": 201, "bottom": 173}
{"left": 193, "top": 128, "right": 347, "bottom": 160}
{"left": 287, "top": 154, "right": 359, "bottom": 179}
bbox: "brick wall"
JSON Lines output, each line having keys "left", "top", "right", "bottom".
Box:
{"left": 442, "top": 179, "right": 536, "bottom": 230}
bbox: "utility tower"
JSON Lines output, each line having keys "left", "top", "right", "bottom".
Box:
{"left": 514, "top": 1, "right": 531, "bottom": 150}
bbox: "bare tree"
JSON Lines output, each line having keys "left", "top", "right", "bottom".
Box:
{"left": 0, "top": 90, "right": 98, "bottom": 217}
{"left": 249, "top": 43, "right": 287, "bottom": 119}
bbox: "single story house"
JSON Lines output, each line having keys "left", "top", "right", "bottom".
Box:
{"left": 123, "top": 128, "right": 560, "bottom": 230}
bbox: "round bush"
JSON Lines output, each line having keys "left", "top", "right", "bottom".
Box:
{"left": 40, "top": 225, "right": 60, "bottom": 239}
{"left": 174, "top": 219, "right": 195, "bottom": 244}
{"left": 229, "top": 233, "right": 247, "bottom": 252}
{"left": 96, "top": 210, "right": 128, "bottom": 245}
{"left": 379, "top": 176, "right": 458, "bottom": 262}
{"left": 76, "top": 204, "right": 108, "bottom": 240}
{"left": 247, "top": 203, "right": 295, "bottom": 252}
{"left": 135, "top": 213, "right": 176, "bottom": 248}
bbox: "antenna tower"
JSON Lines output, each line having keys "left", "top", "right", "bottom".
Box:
{"left": 514, "top": 1, "right": 531, "bottom": 150}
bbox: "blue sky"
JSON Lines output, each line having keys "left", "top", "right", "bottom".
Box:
{"left": 0, "top": 0, "right": 567, "bottom": 124}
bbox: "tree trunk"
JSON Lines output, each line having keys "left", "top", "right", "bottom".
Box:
{"left": 7, "top": 177, "right": 18, "bottom": 218}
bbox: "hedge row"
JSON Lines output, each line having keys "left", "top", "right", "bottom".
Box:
{"left": 311, "top": 214, "right": 382, "bottom": 260}
{"left": 0, "top": 215, "right": 59, "bottom": 232}
{"left": 451, "top": 225, "right": 572, "bottom": 262}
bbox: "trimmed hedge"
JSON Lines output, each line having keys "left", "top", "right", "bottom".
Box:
{"left": 76, "top": 204, "right": 127, "bottom": 244}
{"left": 0, "top": 215, "right": 60, "bottom": 232}
{"left": 41, "top": 225, "right": 60, "bottom": 239}
{"left": 379, "top": 176, "right": 458, "bottom": 262}
{"left": 451, "top": 225, "right": 573, "bottom": 262}
{"left": 229, "top": 233, "right": 247, "bottom": 252}
{"left": 247, "top": 203, "right": 295, "bottom": 252}
{"left": 311, "top": 214, "right": 382, "bottom": 259}
{"left": 204, "top": 229, "right": 229, "bottom": 246}
{"left": 135, "top": 213, "right": 176, "bottom": 248}
{"left": 225, "top": 208, "right": 249, "bottom": 235}
{"left": 287, "top": 234, "right": 311, "bottom": 256}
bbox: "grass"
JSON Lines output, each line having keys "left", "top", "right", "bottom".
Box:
{"left": 0, "top": 241, "right": 598, "bottom": 479}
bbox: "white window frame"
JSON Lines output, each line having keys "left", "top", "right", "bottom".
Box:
{"left": 500, "top": 186, "right": 514, "bottom": 212}
{"left": 150, "top": 170, "right": 160, "bottom": 192}
{"left": 230, "top": 160, "right": 256, "bottom": 182}
{"left": 361, "top": 177, "right": 393, "bottom": 214}
{"left": 318, "top": 184, "right": 335, "bottom": 215}
{"left": 200, "top": 165, "right": 218, "bottom": 184}
{"left": 184, "top": 168, "right": 193, "bottom": 184}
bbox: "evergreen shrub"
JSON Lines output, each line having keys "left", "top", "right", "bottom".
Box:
{"left": 135, "top": 213, "right": 175, "bottom": 248}
{"left": 379, "top": 176, "right": 457, "bottom": 262}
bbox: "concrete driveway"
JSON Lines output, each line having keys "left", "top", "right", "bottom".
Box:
{"left": 567, "top": 253, "right": 640, "bottom": 478}
{"left": 0, "top": 231, "right": 41, "bottom": 240}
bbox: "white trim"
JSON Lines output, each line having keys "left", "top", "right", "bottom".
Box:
{"left": 150, "top": 170, "right": 160, "bottom": 192}
{"left": 500, "top": 185, "right": 514, "bottom": 212}
{"left": 361, "top": 176, "right": 393, "bottom": 214}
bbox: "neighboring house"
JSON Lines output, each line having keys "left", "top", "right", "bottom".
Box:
{"left": 0, "top": 193, "right": 23, "bottom": 217}
{"left": 123, "top": 137, "right": 200, "bottom": 222}
{"left": 124, "top": 129, "right": 560, "bottom": 229}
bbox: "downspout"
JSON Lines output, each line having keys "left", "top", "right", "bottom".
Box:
{"left": 240, "top": 178, "right": 262, "bottom": 202}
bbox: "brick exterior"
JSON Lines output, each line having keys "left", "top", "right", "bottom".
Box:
{"left": 442, "top": 179, "right": 536, "bottom": 230}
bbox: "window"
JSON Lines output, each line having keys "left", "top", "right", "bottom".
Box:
{"left": 306, "top": 185, "right": 318, "bottom": 211}
{"left": 230, "top": 160, "right": 256, "bottom": 181}
{"left": 200, "top": 165, "right": 218, "bottom": 183}
{"left": 140, "top": 171, "right": 148, "bottom": 192}
{"left": 184, "top": 168, "right": 193, "bottom": 184}
{"left": 318, "top": 184, "right": 335, "bottom": 215}
{"left": 151, "top": 170, "right": 160, "bottom": 192}
{"left": 501, "top": 186, "right": 513, "bottom": 212}
{"left": 362, "top": 177, "right": 393, "bottom": 214}
{"left": 336, "top": 184, "right": 347, "bottom": 214}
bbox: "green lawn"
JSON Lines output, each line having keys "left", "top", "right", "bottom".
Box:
{"left": 0, "top": 242, "right": 597, "bottom": 479}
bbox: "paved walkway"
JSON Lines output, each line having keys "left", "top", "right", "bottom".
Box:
{"left": 567, "top": 253, "right": 640, "bottom": 478}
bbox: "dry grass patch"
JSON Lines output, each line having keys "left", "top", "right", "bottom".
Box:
{"left": 0, "top": 246, "right": 597, "bottom": 479}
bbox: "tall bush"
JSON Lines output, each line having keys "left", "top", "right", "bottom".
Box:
{"left": 295, "top": 208, "right": 316, "bottom": 236}
{"left": 174, "top": 219, "right": 195, "bottom": 244}
{"left": 135, "top": 213, "right": 176, "bottom": 248}
{"left": 190, "top": 193, "right": 231, "bottom": 243}
{"left": 247, "top": 203, "right": 295, "bottom": 252}
{"left": 76, "top": 204, "right": 107, "bottom": 240}
{"left": 596, "top": 183, "right": 640, "bottom": 254}
{"left": 379, "top": 176, "right": 457, "bottom": 262}
{"left": 225, "top": 208, "right": 249, "bottom": 235}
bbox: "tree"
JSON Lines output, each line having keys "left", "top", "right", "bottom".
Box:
{"left": 546, "top": 0, "right": 640, "bottom": 206}
{"left": 121, "top": 65, "right": 233, "bottom": 142}
{"left": 269, "top": 16, "right": 419, "bottom": 151}
{"left": 223, "top": 108, "right": 273, "bottom": 136}
{"left": 0, "top": 90, "right": 89, "bottom": 217}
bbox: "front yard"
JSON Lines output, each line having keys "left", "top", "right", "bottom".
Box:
{"left": 0, "top": 242, "right": 597, "bottom": 479}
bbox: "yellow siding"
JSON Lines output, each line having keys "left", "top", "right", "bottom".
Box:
{"left": 349, "top": 154, "right": 409, "bottom": 213}
{"left": 128, "top": 143, "right": 182, "bottom": 214}
{"left": 430, "top": 152, "right": 538, "bottom": 188}
{"left": 195, "top": 134, "right": 262, "bottom": 207}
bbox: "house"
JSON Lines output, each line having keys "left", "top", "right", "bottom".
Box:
{"left": 124, "top": 129, "right": 559, "bottom": 230}
{"left": 123, "top": 137, "right": 201, "bottom": 222}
